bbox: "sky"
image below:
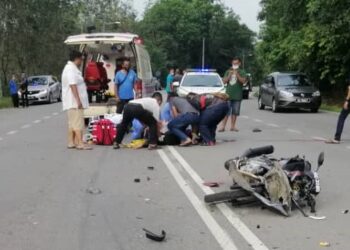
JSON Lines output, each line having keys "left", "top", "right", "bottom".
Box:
{"left": 132, "top": 0, "right": 262, "bottom": 33}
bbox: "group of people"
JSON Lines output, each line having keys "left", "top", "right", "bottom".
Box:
{"left": 113, "top": 57, "right": 248, "bottom": 149}
{"left": 8, "top": 73, "right": 30, "bottom": 108}
{"left": 60, "top": 50, "right": 249, "bottom": 150}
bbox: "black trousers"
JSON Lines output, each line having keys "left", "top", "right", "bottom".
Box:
{"left": 335, "top": 108, "right": 350, "bottom": 141}
{"left": 21, "top": 91, "right": 29, "bottom": 107}
{"left": 11, "top": 94, "right": 19, "bottom": 108}
{"left": 116, "top": 104, "right": 158, "bottom": 145}
{"left": 116, "top": 99, "right": 133, "bottom": 114}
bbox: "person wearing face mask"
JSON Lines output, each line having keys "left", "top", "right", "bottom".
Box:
{"left": 114, "top": 58, "right": 138, "bottom": 114}
{"left": 218, "top": 57, "right": 247, "bottom": 132}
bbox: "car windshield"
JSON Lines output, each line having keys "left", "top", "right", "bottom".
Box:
{"left": 278, "top": 75, "right": 311, "bottom": 87}
{"left": 181, "top": 74, "right": 223, "bottom": 87}
{"left": 28, "top": 77, "right": 48, "bottom": 86}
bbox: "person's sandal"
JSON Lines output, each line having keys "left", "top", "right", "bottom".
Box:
{"left": 180, "top": 139, "right": 192, "bottom": 147}
{"left": 148, "top": 144, "right": 158, "bottom": 150}
{"left": 113, "top": 142, "right": 120, "bottom": 149}
{"left": 76, "top": 145, "right": 93, "bottom": 150}
{"left": 67, "top": 145, "right": 76, "bottom": 149}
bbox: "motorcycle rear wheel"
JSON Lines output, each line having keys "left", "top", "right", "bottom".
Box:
{"left": 204, "top": 190, "right": 251, "bottom": 204}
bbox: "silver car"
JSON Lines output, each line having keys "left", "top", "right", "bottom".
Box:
{"left": 19, "top": 75, "right": 62, "bottom": 104}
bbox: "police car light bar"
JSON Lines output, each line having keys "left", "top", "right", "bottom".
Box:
{"left": 187, "top": 69, "right": 217, "bottom": 73}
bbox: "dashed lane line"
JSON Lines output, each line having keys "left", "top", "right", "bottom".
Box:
{"left": 287, "top": 128, "right": 302, "bottom": 134}
{"left": 168, "top": 146, "right": 269, "bottom": 250}
{"left": 347, "top": 146, "right": 350, "bottom": 150}
{"left": 253, "top": 119, "right": 263, "bottom": 123}
{"left": 0, "top": 137, "right": 3, "bottom": 141}
{"left": 52, "top": 112, "right": 59, "bottom": 116}
{"left": 241, "top": 115, "right": 249, "bottom": 119}
{"left": 158, "top": 150, "right": 238, "bottom": 250}
{"left": 43, "top": 116, "right": 51, "bottom": 120}
{"left": 267, "top": 123, "right": 279, "bottom": 128}
{"left": 7, "top": 130, "right": 18, "bottom": 135}
{"left": 21, "top": 124, "right": 31, "bottom": 129}
{"left": 33, "top": 120, "right": 41, "bottom": 124}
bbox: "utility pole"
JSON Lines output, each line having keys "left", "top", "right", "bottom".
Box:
{"left": 202, "top": 37, "right": 205, "bottom": 69}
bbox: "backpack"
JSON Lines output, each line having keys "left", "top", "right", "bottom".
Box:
{"left": 92, "top": 119, "right": 117, "bottom": 145}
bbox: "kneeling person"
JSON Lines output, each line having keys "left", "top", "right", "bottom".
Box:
{"left": 168, "top": 96, "right": 200, "bottom": 146}
{"left": 113, "top": 92, "right": 163, "bottom": 150}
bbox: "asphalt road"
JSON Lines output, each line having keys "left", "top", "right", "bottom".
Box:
{"left": 0, "top": 97, "right": 349, "bottom": 250}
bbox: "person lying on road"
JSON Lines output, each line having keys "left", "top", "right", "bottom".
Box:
{"left": 113, "top": 92, "right": 163, "bottom": 150}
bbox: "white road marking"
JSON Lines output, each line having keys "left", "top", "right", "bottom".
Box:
{"left": 312, "top": 136, "right": 327, "bottom": 141}
{"left": 52, "top": 112, "right": 59, "bottom": 116}
{"left": 253, "top": 119, "right": 263, "bottom": 123}
{"left": 158, "top": 150, "right": 238, "bottom": 250}
{"left": 287, "top": 128, "right": 302, "bottom": 134}
{"left": 168, "top": 146, "right": 269, "bottom": 250}
{"left": 21, "top": 124, "right": 31, "bottom": 129}
{"left": 0, "top": 137, "right": 3, "bottom": 141}
{"left": 347, "top": 146, "right": 350, "bottom": 150}
{"left": 241, "top": 115, "right": 249, "bottom": 119}
{"left": 33, "top": 120, "right": 41, "bottom": 124}
{"left": 7, "top": 130, "right": 18, "bottom": 135}
{"left": 43, "top": 116, "right": 51, "bottom": 120}
{"left": 267, "top": 123, "right": 279, "bottom": 128}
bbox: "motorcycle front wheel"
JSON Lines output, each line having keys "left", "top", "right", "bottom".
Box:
{"left": 204, "top": 189, "right": 251, "bottom": 204}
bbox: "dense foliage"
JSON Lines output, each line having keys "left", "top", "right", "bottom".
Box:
{"left": 257, "top": 0, "right": 350, "bottom": 93}
{"left": 136, "top": 0, "right": 256, "bottom": 77}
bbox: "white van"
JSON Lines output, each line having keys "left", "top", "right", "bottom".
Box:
{"left": 64, "top": 32, "right": 154, "bottom": 117}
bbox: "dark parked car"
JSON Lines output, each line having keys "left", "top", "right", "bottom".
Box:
{"left": 242, "top": 73, "right": 252, "bottom": 99}
{"left": 258, "top": 72, "right": 321, "bottom": 113}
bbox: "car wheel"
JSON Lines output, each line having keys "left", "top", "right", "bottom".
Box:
{"left": 48, "top": 93, "right": 53, "bottom": 104}
{"left": 258, "top": 96, "right": 265, "bottom": 110}
{"left": 272, "top": 98, "right": 279, "bottom": 113}
{"left": 311, "top": 108, "right": 319, "bottom": 113}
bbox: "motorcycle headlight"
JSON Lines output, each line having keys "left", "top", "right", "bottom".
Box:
{"left": 312, "top": 90, "right": 320, "bottom": 97}
{"left": 279, "top": 90, "right": 294, "bottom": 98}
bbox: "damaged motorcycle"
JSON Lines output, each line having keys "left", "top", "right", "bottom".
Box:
{"left": 204, "top": 146, "right": 325, "bottom": 218}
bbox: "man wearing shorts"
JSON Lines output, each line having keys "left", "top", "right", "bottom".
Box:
{"left": 62, "top": 50, "right": 91, "bottom": 150}
{"left": 219, "top": 57, "right": 247, "bottom": 132}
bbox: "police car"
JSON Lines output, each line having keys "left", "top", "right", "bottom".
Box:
{"left": 173, "top": 69, "right": 225, "bottom": 97}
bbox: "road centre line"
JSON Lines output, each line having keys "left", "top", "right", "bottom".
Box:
{"left": 21, "top": 124, "right": 31, "bottom": 129}
{"left": 7, "top": 130, "right": 18, "bottom": 135}
{"left": 158, "top": 150, "right": 238, "bottom": 250}
{"left": 267, "top": 123, "right": 279, "bottom": 128}
{"left": 167, "top": 146, "right": 269, "bottom": 250}
{"left": 287, "top": 128, "right": 302, "bottom": 134}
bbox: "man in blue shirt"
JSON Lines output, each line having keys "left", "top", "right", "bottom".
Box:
{"left": 114, "top": 58, "right": 137, "bottom": 113}
{"left": 9, "top": 74, "right": 19, "bottom": 108}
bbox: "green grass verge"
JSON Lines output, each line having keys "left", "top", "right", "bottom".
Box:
{"left": 320, "top": 103, "right": 341, "bottom": 113}
{"left": 0, "top": 97, "right": 13, "bottom": 109}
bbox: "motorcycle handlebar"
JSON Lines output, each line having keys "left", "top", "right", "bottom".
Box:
{"left": 241, "top": 145, "right": 274, "bottom": 158}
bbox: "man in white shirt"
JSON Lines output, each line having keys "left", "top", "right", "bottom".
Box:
{"left": 61, "top": 50, "right": 92, "bottom": 150}
{"left": 113, "top": 92, "right": 163, "bottom": 150}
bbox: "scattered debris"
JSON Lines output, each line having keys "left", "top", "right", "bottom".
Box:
{"left": 252, "top": 128, "right": 262, "bottom": 133}
{"left": 319, "top": 242, "right": 330, "bottom": 247}
{"left": 203, "top": 182, "right": 220, "bottom": 188}
{"left": 342, "top": 209, "right": 349, "bottom": 214}
{"left": 147, "top": 177, "right": 151, "bottom": 181}
{"left": 136, "top": 216, "right": 143, "bottom": 220}
{"left": 145, "top": 198, "right": 151, "bottom": 203}
{"left": 134, "top": 178, "right": 141, "bottom": 183}
{"left": 147, "top": 166, "right": 155, "bottom": 170}
{"left": 256, "top": 225, "right": 260, "bottom": 229}
{"left": 143, "top": 228, "right": 166, "bottom": 242}
{"left": 86, "top": 187, "right": 102, "bottom": 195}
